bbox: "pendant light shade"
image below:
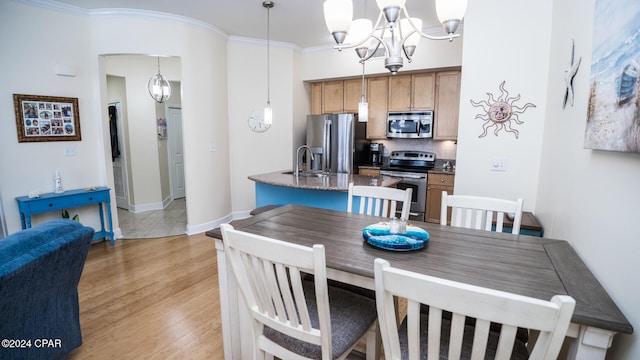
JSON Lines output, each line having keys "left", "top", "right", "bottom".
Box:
{"left": 358, "top": 61, "right": 368, "bottom": 122}
{"left": 436, "top": 0, "right": 467, "bottom": 34}
{"left": 323, "top": 0, "right": 353, "bottom": 45}
{"left": 347, "top": 18, "right": 373, "bottom": 49}
{"left": 148, "top": 57, "right": 171, "bottom": 103}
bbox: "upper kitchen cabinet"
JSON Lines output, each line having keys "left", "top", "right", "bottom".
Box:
{"left": 343, "top": 78, "right": 363, "bottom": 113}
{"left": 322, "top": 81, "right": 344, "bottom": 114}
{"left": 311, "top": 80, "right": 361, "bottom": 114}
{"left": 434, "top": 70, "right": 461, "bottom": 140}
{"left": 388, "top": 73, "right": 435, "bottom": 111}
{"left": 367, "top": 76, "right": 389, "bottom": 139}
{"left": 311, "top": 82, "right": 322, "bottom": 115}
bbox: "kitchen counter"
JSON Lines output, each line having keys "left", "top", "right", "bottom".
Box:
{"left": 248, "top": 170, "right": 401, "bottom": 191}
{"left": 248, "top": 170, "right": 402, "bottom": 212}
{"left": 428, "top": 167, "right": 456, "bottom": 175}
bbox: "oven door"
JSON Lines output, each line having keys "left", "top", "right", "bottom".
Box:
{"left": 380, "top": 171, "right": 427, "bottom": 222}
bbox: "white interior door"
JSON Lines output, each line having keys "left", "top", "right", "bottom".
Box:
{"left": 167, "top": 107, "right": 185, "bottom": 199}
{"left": 109, "top": 102, "right": 129, "bottom": 209}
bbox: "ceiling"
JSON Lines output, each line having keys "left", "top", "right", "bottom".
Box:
{"left": 51, "top": 0, "right": 445, "bottom": 49}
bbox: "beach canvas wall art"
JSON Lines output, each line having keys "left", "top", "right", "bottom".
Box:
{"left": 584, "top": 0, "right": 640, "bottom": 152}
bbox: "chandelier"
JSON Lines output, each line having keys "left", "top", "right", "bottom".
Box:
{"left": 323, "top": 0, "right": 467, "bottom": 74}
{"left": 147, "top": 56, "right": 172, "bottom": 103}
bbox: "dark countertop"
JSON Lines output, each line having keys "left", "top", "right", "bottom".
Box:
{"left": 358, "top": 165, "right": 456, "bottom": 176}
{"left": 248, "top": 170, "right": 402, "bottom": 191}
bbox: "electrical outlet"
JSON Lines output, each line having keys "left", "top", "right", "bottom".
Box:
{"left": 64, "top": 146, "right": 76, "bottom": 156}
{"left": 490, "top": 156, "right": 507, "bottom": 171}
{"left": 209, "top": 144, "right": 217, "bottom": 152}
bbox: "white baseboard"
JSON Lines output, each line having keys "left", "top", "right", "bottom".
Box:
{"left": 185, "top": 210, "right": 252, "bottom": 235}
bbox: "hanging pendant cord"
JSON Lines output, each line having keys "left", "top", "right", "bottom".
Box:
{"left": 266, "top": 2, "right": 271, "bottom": 106}
{"left": 361, "top": 61, "right": 366, "bottom": 101}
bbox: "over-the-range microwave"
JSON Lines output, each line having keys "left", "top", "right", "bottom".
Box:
{"left": 386, "top": 111, "right": 433, "bottom": 138}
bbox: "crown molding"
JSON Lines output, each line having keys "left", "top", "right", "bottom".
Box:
{"left": 228, "top": 36, "right": 298, "bottom": 50}
{"left": 14, "top": 0, "right": 227, "bottom": 38}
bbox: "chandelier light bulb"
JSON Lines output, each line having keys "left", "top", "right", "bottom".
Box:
{"left": 436, "top": 0, "right": 467, "bottom": 34}
{"left": 323, "top": 0, "right": 353, "bottom": 45}
{"left": 347, "top": 18, "right": 373, "bottom": 48}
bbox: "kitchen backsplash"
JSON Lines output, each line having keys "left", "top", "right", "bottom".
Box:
{"left": 374, "top": 138, "right": 457, "bottom": 163}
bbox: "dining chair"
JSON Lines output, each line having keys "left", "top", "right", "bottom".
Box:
{"left": 219, "top": 223, "right": 379, "bottom": 360}
{"left": 374, "top": 258, "right": 575, "bottom": 360}
{"left": 440, "top": 191, "right": 524, "bottom": 234}
{"left": 347, "top": 183, "right": 413, "bottom": 220}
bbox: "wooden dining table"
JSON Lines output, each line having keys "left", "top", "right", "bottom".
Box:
{"left": 206, "top": 204, "right": 632, "bottom": 360}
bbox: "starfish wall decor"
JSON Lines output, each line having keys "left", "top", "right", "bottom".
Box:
{"left": 563, "top": 38, "right": 581, "bottom": 109}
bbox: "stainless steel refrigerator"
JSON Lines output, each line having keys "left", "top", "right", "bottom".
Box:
{"left": 306, "top": 114, "right": 369, "bottom": 174}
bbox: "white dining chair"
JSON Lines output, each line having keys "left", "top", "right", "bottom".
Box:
{"left": 374, "top": 258, "right": 575, "bottom": 360}
{"left": 347, "top": 183, "right": 412, "bottom": 220}
{"left": 440, "top": 191, "right": 524, "bottom": 234}
{"left": 219, "top": 224, "right": 378, "bottom": 360}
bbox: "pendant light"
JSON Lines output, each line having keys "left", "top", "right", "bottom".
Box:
{"left": 263, "top": 1, "right": 274, "bottom": 125}
{"left": 358, "top": 61, "right": 368, "bottom": 122}
{"left": 147, "top": 56, "right": 172, "bottom": 103}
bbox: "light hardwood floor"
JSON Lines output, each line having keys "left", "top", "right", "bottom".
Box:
{"left": 68, "top": 233, "right": 224, "bottom": 359}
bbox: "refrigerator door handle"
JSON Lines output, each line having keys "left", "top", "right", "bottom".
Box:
{"left": 324, "top": 120, "right": 331, "bottom": 172}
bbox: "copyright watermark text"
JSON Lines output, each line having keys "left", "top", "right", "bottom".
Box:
{"left": 2, "top": 338, "right": 63, "bottom": 349}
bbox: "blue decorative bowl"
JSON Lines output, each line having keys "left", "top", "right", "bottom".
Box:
{"left": 363, "top": 222, "right": 429, "bottom": 251}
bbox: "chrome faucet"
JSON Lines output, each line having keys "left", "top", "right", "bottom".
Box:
{"left": 295, "top": 145, "right": 315, "bottom": 176}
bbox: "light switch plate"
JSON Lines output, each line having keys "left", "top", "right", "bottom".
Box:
{"left": 64, "top": 146, "right": 76, "bottom": 156}
{"left": 209, "top": 144, "right": 217, "bottom": 152}
{"left": 490, "top": 156, "right": 507, "bottom": 171}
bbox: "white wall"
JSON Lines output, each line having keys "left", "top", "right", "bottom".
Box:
{"left": 104, "top": 55, "right": 181, "bottom": 209}
{"left": 89, "top": 11, "right": 232, "bottom": 234}
{"left": 0, "top": 1, "right": 232, "bottom": 235}
{"left": 0, "top": 2, "right": 104, "bottom": 232}
{"left": 538, "top": 0, "right": 640, "bottom": 358}
{"left": 227, "top": 38, "right": 297, "bottom": 214}
{"left": 454, "top": 0, "right": 554, "bottom": 211}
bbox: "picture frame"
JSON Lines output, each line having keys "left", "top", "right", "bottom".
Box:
{"left": 13, "top": 94, "right": 81, "bottom": 142}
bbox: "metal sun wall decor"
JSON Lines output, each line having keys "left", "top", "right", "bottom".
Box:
{"left": 584, "top": 0, "right": 640, "bottom": 152}
{"left": 470, "top": 81, "right": 536, "bottom": 139}
{"left": 563, "top": 39, "right": 581, "bottom": 109}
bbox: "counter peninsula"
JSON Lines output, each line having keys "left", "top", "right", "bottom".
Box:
{"left": 249, "top": 170, "right": 401, "bottom": 212}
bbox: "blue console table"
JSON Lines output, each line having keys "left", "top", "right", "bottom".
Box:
{"left": 16, "top": 186, "right": 114, "bottom": 245}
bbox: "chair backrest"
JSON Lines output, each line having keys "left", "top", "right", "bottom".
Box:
{"left": 440, "top": 191, "right": 524, "bottom": 234}
{"left": 347, "top": 183, "right": 412, "bottom": 220}
{"left": 219, "top": 223, "right": 334, "bottom": 359}
{"left": 374, "top": 258, "right": 575, "bottom": 360}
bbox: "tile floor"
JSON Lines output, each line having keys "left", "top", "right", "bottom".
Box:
{"left": 117, "top": 198, "right": 187, "bottom": 239}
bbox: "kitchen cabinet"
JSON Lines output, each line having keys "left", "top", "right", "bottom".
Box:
{"left": 322, "top": 81, "right": 344, "bottom": 114}
{"left": 388, "top": 73, "right": 435, "bottom": 111}
{"left": 312, "top": 79, "right": 362, "bottom": 114}
{"left": 366, "top": 76, "right": 389, "bottom": 139}
{"left": 359, "top": 167, "right": 380, "bottom": 176}
{"left": 425, "top": 173, "right": 455, "bottom": 224}
{"left": 343, "top": 79, "right": 363, "bottom": 113}
{"left": 310, "top": 82, "right": 322, "bottom": 115}
{"left": 434, "top": 70, "right": 461, "bottom": 140}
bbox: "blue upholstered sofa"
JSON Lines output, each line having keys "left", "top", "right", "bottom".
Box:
{"left": 0, "top": 219, "right": 94, "bottom": 360}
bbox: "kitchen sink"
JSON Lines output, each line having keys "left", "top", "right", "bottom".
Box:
{"left": 282, "top": 170, "right": 330, "bottom": 178}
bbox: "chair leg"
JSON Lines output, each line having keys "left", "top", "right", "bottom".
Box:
{"left": 365, "top": 322, "right": 382, "bottom": 360}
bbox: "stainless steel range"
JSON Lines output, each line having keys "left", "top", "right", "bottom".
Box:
{"left": 380, "top": 151, "right": 435, "bottom": 222}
